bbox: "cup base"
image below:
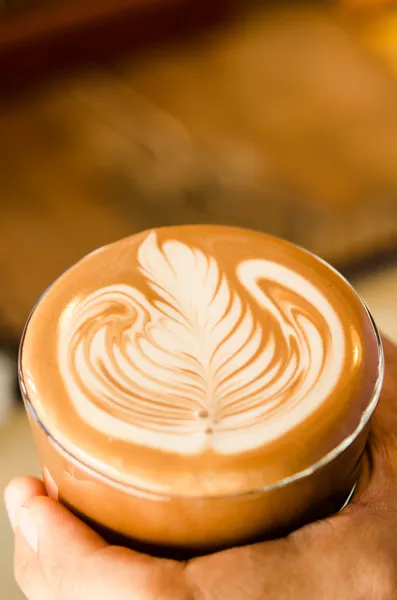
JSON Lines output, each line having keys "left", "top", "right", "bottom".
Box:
{"left": 62, "top": 481, "right": 359, "bottom": 561}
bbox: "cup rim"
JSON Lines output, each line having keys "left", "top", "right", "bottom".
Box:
{"left": 18, "top": 228, "right": 385, "bottom": 501}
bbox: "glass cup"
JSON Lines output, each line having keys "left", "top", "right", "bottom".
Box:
{"left": 18, "top": 223, "right": 384, "bottom": 559}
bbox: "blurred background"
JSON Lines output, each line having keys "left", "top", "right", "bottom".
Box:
{"left": 1, "top": 0, "right": 397, "bottom": 597}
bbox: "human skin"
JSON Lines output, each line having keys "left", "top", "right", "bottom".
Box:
{"left": 4, "top": 337, "right": 397, "bottom": 600}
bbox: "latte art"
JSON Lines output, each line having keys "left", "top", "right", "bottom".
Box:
{"left": 20, "top": 225, "right": 382, "bottom": 548}
{"left": 58, "top": 231, "right": 345, "bottom": 454}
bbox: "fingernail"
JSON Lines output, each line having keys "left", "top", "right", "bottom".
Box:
{"left": 43, "top": 467, "right": 58, "bottom": 501}
{"left": 17, "top": 508, "right": 38, "bottom": 552}
{"left": 4, "top": 484, "right": 23, "bottom": 529}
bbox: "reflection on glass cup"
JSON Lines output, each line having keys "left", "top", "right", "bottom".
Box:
{"left": 19, "top": 226, "right": 384, "bottom": 557}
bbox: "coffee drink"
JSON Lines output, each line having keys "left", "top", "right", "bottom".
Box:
{"left": 19, "top": 225, "right": 383, "bottom": 555}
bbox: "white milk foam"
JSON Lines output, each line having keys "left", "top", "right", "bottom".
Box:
{"left": 58, "top": 231, "right": 345, "bottom": 455}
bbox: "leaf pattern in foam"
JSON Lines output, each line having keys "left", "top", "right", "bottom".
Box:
{"left": 136, "top": 232, "right": 250, "bottom": 410}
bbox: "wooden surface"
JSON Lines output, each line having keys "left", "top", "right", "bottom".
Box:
{"left": 1, "top": 1, "right": 397, "bottom": 341}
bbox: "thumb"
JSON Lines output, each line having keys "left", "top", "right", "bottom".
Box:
{"left": 14, "top": 492, "right": 187, "bottom": 600}
{"left": 348, "top": 337, "right": 397, "bottom": 519}
{"left": 366, "top": 336, "right": 397, "bottom": 458}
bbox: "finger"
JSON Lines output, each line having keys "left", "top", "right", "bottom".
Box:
{"left": 18, "top": 496, "right": 188, "bottom": 600}
{"left": 13, "top": 527, "right": 54, "bottom": 600}
{"left": 4, "top": 477, "right": 51, "bottom": 600}
{"left": 3, "top": 476, "right": 47, "bottom": 529}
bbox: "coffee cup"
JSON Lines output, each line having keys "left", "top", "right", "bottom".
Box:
{"left": 19, "top": 225, "right": 383, "bottom": 556}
